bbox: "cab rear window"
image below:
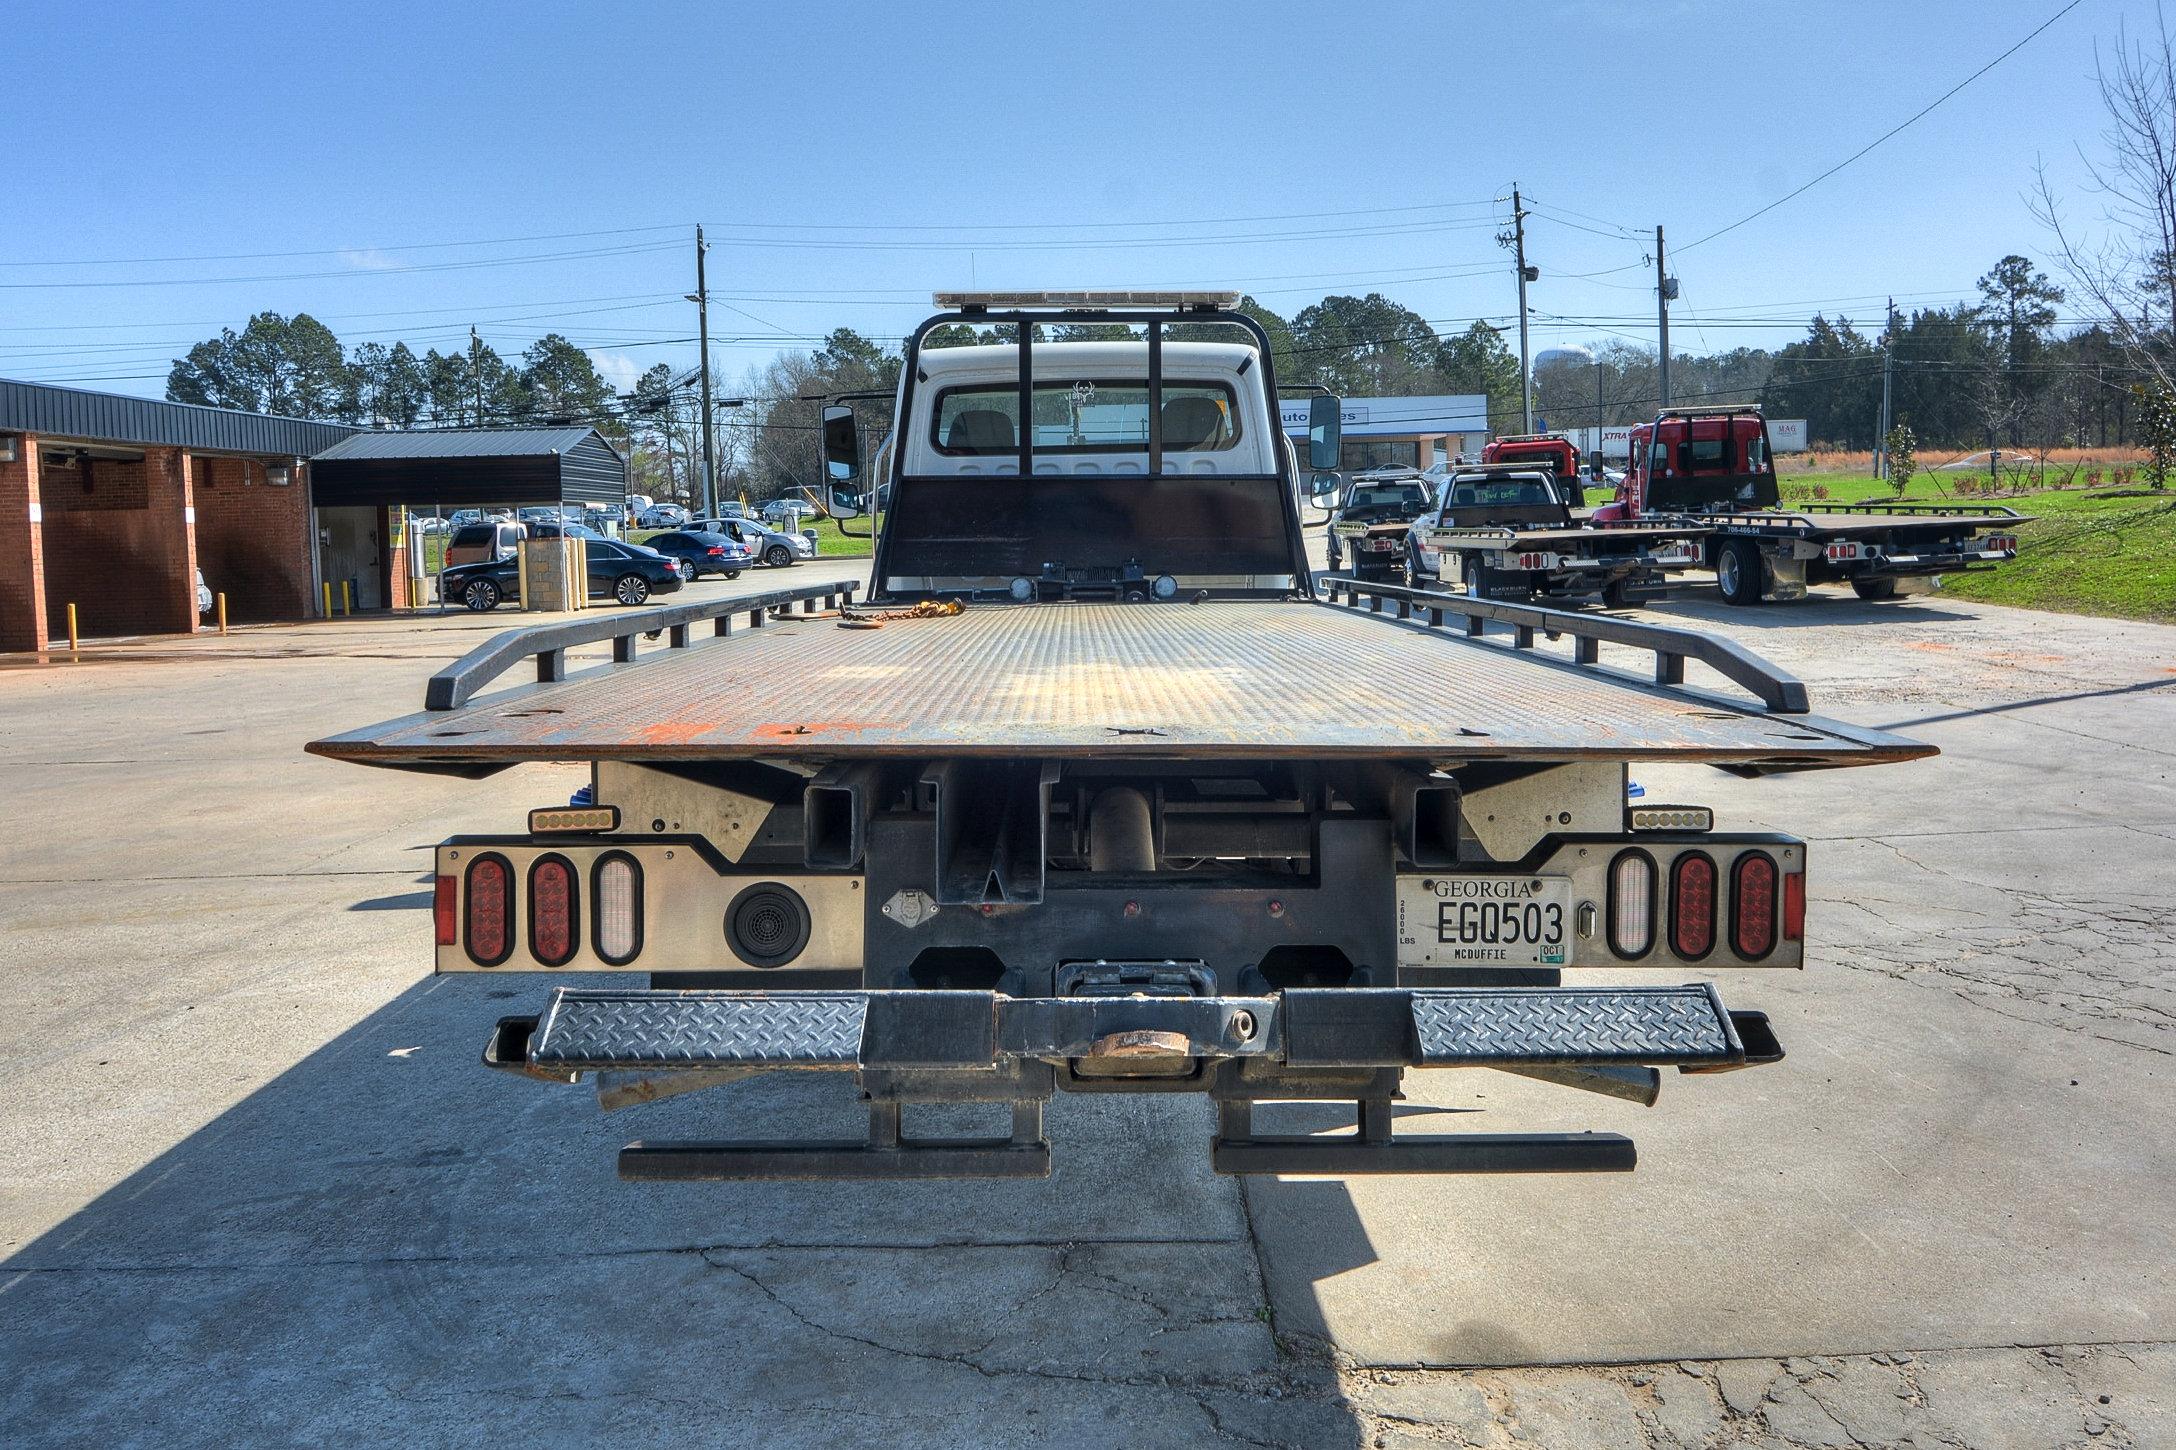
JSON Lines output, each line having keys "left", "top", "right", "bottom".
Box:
{"left": 932, "top": 380, "right": 1240, "bottom": 456}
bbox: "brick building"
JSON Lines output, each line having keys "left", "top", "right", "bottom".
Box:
{"left": 0, "top": 380, "right": 626, "bottom": 653}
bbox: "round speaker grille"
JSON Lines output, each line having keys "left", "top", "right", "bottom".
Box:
{"left": 725, "top": 883, "right": 811, "bottom": 968}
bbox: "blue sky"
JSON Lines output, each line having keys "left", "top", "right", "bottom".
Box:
{"left": 0, "top": 0, "right": 2123, "bottom": 401}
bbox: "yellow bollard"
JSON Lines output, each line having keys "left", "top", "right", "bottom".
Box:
{"left": 216, "top": 592, "right": 228, "bottom": 635}
{"left": 322, "top": 581, "right": 333, "bottom": 619}
{"left": 66, "top": 602, "right": 79, "bottom": 655}
{"left": 341, "top": 580, "right": 353, "bottom": 617}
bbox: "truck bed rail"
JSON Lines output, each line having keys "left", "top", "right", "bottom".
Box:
{"left": 1799, "top": 500, "right": 2023, "bottom": 518}
{"left": 1321, "top": 574, "right": 1808, "bottom": 713}
{"left": 423, "top": 579, "right": 861, "bottom": 711}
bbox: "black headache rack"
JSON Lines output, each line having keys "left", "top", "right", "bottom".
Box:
{"left": 485, "top": 983, "right": 1784, "bottom": 1179}
{"left": 869, "top": 293, "right": 1316, "bottom": 602}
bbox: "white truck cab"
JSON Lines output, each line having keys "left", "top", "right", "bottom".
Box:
{"left": 822, "top": 296, "right": 1336, "bottom": 602}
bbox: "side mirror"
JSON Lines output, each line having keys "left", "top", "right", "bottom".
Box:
{"left": 1307, "top": 395, "right": 1343, "bottom": 472}
{"left": 827, "top": 486, "right": 864, "bottom": 519}
{"left": 821, "top": 405, "right": 859, "bottom": 482}
{"left": 1308, "top": 471, "right": 1342, "bottom": 505}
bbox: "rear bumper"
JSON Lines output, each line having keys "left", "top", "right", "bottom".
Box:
{"left": 1852, "top": 548, "right": 2013, "bottom": 577}
{"left": 489, "top": 983, "right": 1780, "bottom": 1080}
{"left": 488, "top": 985, "right": 1782, "bottom": 1179}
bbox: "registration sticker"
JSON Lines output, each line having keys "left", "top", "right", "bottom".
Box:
{"left": 1397, "top": 876, "right": 1571, "bottom": 967}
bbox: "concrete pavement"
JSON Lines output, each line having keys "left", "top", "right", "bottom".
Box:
{"left": 1, "top": 571, "right": 2169, "bottom": 1448}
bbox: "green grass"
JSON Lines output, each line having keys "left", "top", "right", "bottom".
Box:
{"left": 1778, "top": 474, "right": 2176, "bottom": 623}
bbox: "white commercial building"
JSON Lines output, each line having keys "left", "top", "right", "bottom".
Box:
{"left": 1279, "top": 395, "right": 1491, "bottom": 471}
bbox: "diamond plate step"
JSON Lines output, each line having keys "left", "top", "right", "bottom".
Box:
{"left": 1408, "top": 984, "right": 1737, "bottom": 1065}
{"left": 530, "top": 990, "right": 867, "bottom": 1070}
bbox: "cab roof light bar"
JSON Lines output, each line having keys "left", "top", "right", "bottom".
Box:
{"left": 932, "top": 290, "right": 1242, "bottom": 311}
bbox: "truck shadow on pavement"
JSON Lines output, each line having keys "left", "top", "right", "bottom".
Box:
{"left": 2, "top": 972, "right": 1388, "bottom": 1448}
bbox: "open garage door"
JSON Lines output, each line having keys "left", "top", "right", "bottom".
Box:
{"left": 37, "top": 444, "right": 198, "bottom": 640}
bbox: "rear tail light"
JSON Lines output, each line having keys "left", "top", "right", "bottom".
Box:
{"left": 1783, "top": 870, "right": 1805, "bottom": 942}
{"left": 1826, "top": 541, "right": 1862, "bottom": 562}
{"left": 1607, "top": 850, "right": 1656, "bottom": 958}
{"left": 593, "top": 852, "right": 643, "bottom": 964}
{"left": 463, "top": 854, "right": 514, "bottom": 966}
{"left": 1670, "top": 852, "right": 1716, "bottom": 959}
{"left": 433, "top": 875, "right": 457, "bottom": 946}
{"left": 1732, "top": 851, "right": 1778, "bottom": 960}
{"left": 706, "top": 546, "right": 726, "bottom": 555}
{"left": 528, "top": 855, "right": 579, "bottom": 966}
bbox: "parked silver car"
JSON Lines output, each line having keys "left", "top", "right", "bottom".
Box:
{"left": 688, "top": 516, "right": 817, "bottom": 567}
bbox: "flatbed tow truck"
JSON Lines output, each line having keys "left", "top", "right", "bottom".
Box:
{"left": 1595, "top": 405, "right": 2027, "bottom": 605}
{"left": 311, "top": 292, "right": 1932, "bottom": 1181}
{"left": 1408, "top": 462, "right": 1708, "bottom": 608}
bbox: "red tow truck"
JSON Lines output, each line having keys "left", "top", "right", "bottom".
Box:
{"left": 1479, "top": 432, "right": 1590, "bottom": 505}
{"left": 1592, "top": 406, "right": 2027, "bottom": 605}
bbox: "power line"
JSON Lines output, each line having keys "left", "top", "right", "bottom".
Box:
{"left": 0, "top": 224, "right": 693, "bottom": 269}
{"left": 1678, "top": 0, "right": 2086, "bottom": 252}
{"left": 0, "top": 240, "right": 686, "bottom": 291}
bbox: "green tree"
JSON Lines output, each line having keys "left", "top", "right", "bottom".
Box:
{"left": 814, "top": 327, "right": 901, "bottom": 390}
{"left": 1290, "top": 293, "right": 1439, "bottom": 395}
{"left": 1883, "top": 418, "right": 1918, "bottom": 495}
{"left": 922, "top": 323, "right": 979, "bottom": 350}
{"left": 1764, "top": 315, "right": 1880, "bottom": 447}
{"left": 344, "top": 340, "right": 427, "bottom": 426}
{"left": 2136, "top": 380, "right": 2176, "bottom": 489}
{"left": 1975, "top": 255, "right": 2065, "bottom": 445}
{"left": 518, "top": 333, "right": 616, "bottom": 424}
{"left": 1437, "top": 322, "right": 1523, "bottom": 429}
{"left": 166, "top": 311, "right": 349, "bottom": 418}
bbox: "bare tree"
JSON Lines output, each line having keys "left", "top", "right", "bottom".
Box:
{"left": 2033, "top": 5, "right": 2176, "bottom": 389}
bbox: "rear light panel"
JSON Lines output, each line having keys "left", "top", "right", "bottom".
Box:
{"left": 1825, "top": 541, "right": 1864, "bottom": 562}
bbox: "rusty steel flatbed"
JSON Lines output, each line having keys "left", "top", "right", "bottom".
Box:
{"left": 1688, "top": 508, "right": 2028, "bottom": 538}
{"left": 309, "top": 596, "right": 1928, "bottom": 771}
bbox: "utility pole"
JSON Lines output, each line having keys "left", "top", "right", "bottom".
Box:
{"left": 1875, "top": 297, "right": 1896, "bottom": 480}
{"left": 469, "top": 326, "right": 484, "bottom": 425}
{"left": 1655, "top": 226, "right": 1673, "bottom": 409}
{"left": 1511, "top": 187, "right": 1535, "bottom": 433}
{"left": 1595, "top": 361, "right": 1606, "bottom": 476}
{"left": 690, "top": 226, "right": 718, "bottom": 518}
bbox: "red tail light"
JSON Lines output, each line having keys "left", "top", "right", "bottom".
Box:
{"left": 463, "top": 854, "right": 514, "bottom": 966}
{"left": 1732, "top": 852, "right": 1778, "bottom": 960}
{"left": 706, "top": 546, "right": 725, "bottom": 555}
{"left": 528, "top": 855, "right": 579, "bottom": 967}
{"left": 1783, "top": 870, "right": 1805, "bottom": 942}
{"left": 1670, "top": 852, "right": 1716, "bottom": 959}
{"left": 433, "top": 875, "right": 457, "bottom": 946}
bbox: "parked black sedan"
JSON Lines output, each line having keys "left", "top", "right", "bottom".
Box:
{"left": 639, "top": 529, "right": 754, "bottom": 580}
{"left": 442, "top": 538, "right": 688, "bottom": 611}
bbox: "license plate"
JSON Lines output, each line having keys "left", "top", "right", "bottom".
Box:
{"left": 1396, "top": 876, "right": 1571, "bottom": 967}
